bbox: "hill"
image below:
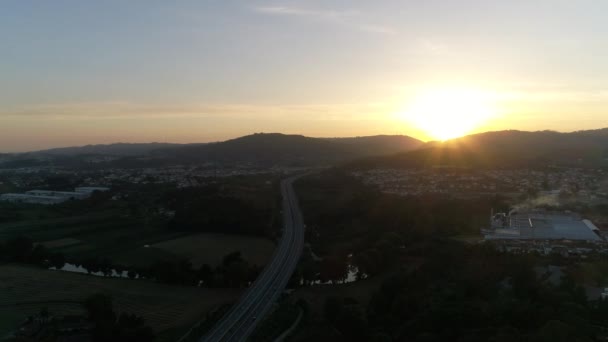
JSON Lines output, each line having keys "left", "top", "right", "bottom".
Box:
{"left": 326, "top": 135, "right": 423, "bottom": 155}
{"left": 16, "top": 134, "right": 422, "bottom": 167}
{"left": 154, "top": 133, "right": 423, "bottom": 165}
{"left": 351, "top": 129, "right": 608, "bottom": 169}
{"left": 32, "top": 142, "right": 184, "bottom": 156}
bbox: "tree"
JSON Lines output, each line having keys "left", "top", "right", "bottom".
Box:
{"left": 39, "top": 307, "right": 50, "bottom": 324}
{"left": 30, "top": 244, "right": 49, "bottom": 265}
{"left": 532, "top": 320, "right": 592, "bottom": 342}
{"left": 127, "top": 269, "right": 138, "bottom": 279}
{"left": 149, "top": 259, "right": 195, "bottom": 285}
{"left": 49, "top": 252, "right": 66, "bottom": 269}
{"left": 301, "top": 260, "right": 319, "bottom": 285}
{"left": 197, "top": 264, "right": 214, "bottom": 285}
{"left": 224, "top": 261, "right": 250, "bottom": 288}
{"left": 3, "top": 236, "right": 34, "bottom": 262}
{"left": 115, "top": 313, "right": 155, "bottom": 342}
{"left": 335, "top": 301, "right": 369, "bottom": 342}
{"left": 222, "top": 251, "right": 244, "bottom": 267}
{"left": 84, "top": 293, "right": 155, "bottom": 342}
{"left": 85, "top": 293, "right": 115, "bottom": 324}
{"left": 324, "top": 296, "right": 343, "bottom": 324}
{"left": 319, "top": 256, "right": 348, "bottom": 283}
{"left": 370, "top": 332, "right": 392, "bottom": 342}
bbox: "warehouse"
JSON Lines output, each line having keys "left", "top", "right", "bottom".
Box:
{"left": 0, "top": 193, "right": 68, "bottom": 205}
{"left": 1, "top": 186, "right": 110, "bottom": 205}
{"left": 26, "top": 190, "right": 90, "bottom": 200}
{"left": 75, "top": 187, "right": 110, "bottom": 194}
{"left": 484, "top": 210, "right": 602, "bottom": 241}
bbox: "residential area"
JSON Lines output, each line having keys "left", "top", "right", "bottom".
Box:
{"left": 353, "top": 167, "right": 608, "bottom": 200}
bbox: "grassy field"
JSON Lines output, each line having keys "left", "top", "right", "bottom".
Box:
{"left": 0, "top": 312, "right": 21, "bottom": 340}
{"left": 0, "top": 177, "right": 281, "bottom": 269}
{"left": 0, "top": 210, "right": 277, "bottom": 270}
{"left": 114, "top": 233, "right": 276, "bottom": 268}
{"left": 0, "top": 210, "right": 186, "bottom": 262}
{"left": 40, "top": 237, "right": 82, "bottom": 249}
{"left": 0, "top": 264, "right": 241, "bottom": 340}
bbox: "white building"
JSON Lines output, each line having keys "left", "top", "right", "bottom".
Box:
{"left": 484, "top": 210, "right": 603, "bottom": 241}
{"left": 1, "top": 186, "right": 110, "bottom": 205}
{"left": 75, "top": 187, "right": 110, "bottom": 194}
{"left": 0, "top": 193, "right": 68, "bottom": 205}
{"left": 26, "top": 190, "right": 90, "bottom": 200}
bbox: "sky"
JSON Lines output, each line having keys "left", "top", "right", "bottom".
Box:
{"left": 1, "top": 0, "right": 607, "bottom": 152}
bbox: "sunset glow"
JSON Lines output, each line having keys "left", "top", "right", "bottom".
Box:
{"left": 399, "top": 87, "right": 499, "bottom": 141}
{"left": 1, "top": 2, "right": 607, "bottom": 151}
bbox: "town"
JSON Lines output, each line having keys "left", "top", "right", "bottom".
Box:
{"left": 353, "top": 167, "right": 608, "bottom": 200}
{"left": 0, "top": 163, "right": 306, "bottom": 192}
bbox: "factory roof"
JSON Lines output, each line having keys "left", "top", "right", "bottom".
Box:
{"left": 485, "top": 210, "right": 602, "bottom": 241}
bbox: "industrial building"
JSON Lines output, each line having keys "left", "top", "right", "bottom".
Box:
{"left": 0, "top": 186, "right": 110, "bottom": 205}
{"left": 26, "top": 190, "right": 90, "bottom": 200}
{"left": 75, "top": 187, "right": 110, "bottom": 193}
{"left": 483, "top": 210, "right": 603, "bottom": 241}
{"left": 0, "top": 193, "right": 68, "bottom": 205}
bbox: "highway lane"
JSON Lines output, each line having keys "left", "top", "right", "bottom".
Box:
{"left": 201, "top": 175, "right": 305, "bottom": 342}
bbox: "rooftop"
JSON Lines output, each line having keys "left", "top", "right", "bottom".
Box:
{"left": 485, "top": 210, "right": 602, "bottom": 241}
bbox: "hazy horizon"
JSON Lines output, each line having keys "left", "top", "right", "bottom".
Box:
{"left": 2, "top": 1, "right": 608, "bottom": 151}
{"left": 3, "top": 127, "right": 607, "bottom": 154}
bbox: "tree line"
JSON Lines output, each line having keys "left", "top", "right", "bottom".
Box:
{"left": 67, "top": 251, "right": 261, "bottom": 289}
{"left": 1, "top": 235, "right": 263, "bottom": 289}
{"left": 292, "top": 241, "right": 608, "bottom": 342}
{"left": 0, "top": 236, "right": 65, "bottom": 268}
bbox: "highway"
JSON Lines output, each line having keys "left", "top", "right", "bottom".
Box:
{"left": 201, "top": 175, "right": 305, "bottom": 342}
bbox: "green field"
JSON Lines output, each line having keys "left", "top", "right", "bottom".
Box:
{"left": 0, "top": 177, "right": 281, "bottom": 269}
{"left": 113, "top": 233, "right": 276, "bottom": 268}
{"left": 0, "top": 178, "right": 281, "bottom": 339}
{"left": 0, "top": 210, "right": 276, "bottom": 269}
{"left": 0, "top": 264, "right": 241, "bottom": 339}
{"left": 0, "top": 312, "right": 21, "bottom": 340}
{"left": 0, "top": 209, "right": 187, "bottom": 262}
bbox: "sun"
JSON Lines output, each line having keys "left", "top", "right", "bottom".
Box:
{"left": 399, "top": 87, "right": 498, "bottom": 141}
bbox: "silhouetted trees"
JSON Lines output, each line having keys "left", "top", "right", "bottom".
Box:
{"left": 323, "top": 296, "right": 368, "bottom": 341}
{"left": 296, "top": 171, "right": 507, "bottom": 259}
{"left": 0, "top": 236, "right": 65, "bottom": 268}
{"left": 319, "top": 256, "right": 348, "bottom": 283}
{"left": 85, "top": 293, "right": 154, "bottom": 342}
{"left": 332, "top": 241, "right": 608, "bottom": 341}
{"left": 291, "top": 170, "right": 608, "bottom": 341}
{"left": 166, "top": 186, "right": 274, "bottom": 236}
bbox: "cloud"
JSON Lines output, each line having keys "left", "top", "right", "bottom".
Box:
{"left": 0, "top": 101, "right": 401, "bottom": 151}
{"left": 0, "top": 102, "right": 393, "bottom": 121}
{"left": 502, "top": 89, "right": 608, "bottom": 103}
{"left": 253, "top": 5, "right": 396, "bottom": 35}
{"left": 417, "top": 38, "right": 447, "bottom": 54}
{"left": 254, "top": 6, "right": 357, "bottom": 19}
{"left": 359, "top": 24, "right": 396, "bottom": 35}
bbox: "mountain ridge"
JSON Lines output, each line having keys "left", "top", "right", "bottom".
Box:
{"left": 9, "top": 133, "right": 423, "bottom": 167}
{"left": 158, "top": 133, "right": 424, "bottom": 165}
{"left": 350, "top": 128, "right": 608, "bottom": 169}
{"left": 9, "top": 129, "right": 608, "bottom": 168}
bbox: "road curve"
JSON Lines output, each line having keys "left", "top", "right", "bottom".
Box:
{"left": 201, "top": 175, "right": 305, "bottom": 342}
